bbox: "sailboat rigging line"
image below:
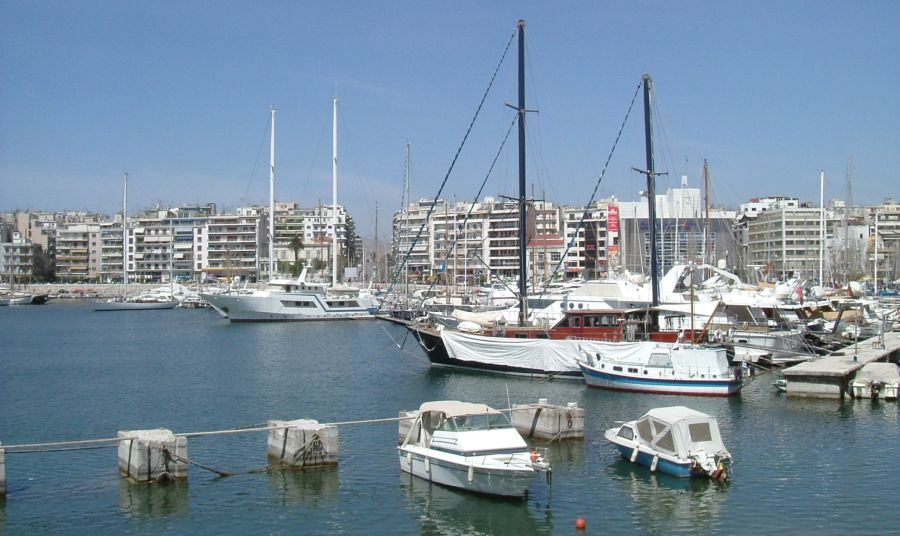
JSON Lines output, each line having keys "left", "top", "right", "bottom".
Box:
{"left": 536, "top": 79, "right": 643, "bottom": 299}
{"left": 377, "top": 25, "right": 518, "bottom": 313}
{"left": 243, "top": 116, "right": 274, "bottom": 205}
{"left": 412, "top": 116, "right": 519, "bottom": 308}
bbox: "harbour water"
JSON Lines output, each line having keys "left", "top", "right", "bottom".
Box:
{"left": 1, "top": 302, "right": 898, "bottom": 535}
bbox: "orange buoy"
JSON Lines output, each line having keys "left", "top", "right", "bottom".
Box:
{"left": 575, "top": 517, "right": 587, "bottom": 530}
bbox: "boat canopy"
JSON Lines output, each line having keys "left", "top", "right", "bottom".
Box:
{"left": 855, "top": 362, "right": 900, "bottom": 383}
{"left": 629, "top": 406, "right": 727, "bottom": 460}
{"left": 418, "top": 400, "right": 501, "bottom": 418}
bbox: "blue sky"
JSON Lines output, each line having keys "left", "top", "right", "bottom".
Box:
{"left": 2, "top": 1, "right": 898, "bottom": 239}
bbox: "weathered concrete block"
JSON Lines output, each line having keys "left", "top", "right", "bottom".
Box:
{"left": 785, "top": 376, "right": 845, "bottom": 398}
{"left": 117, "top": 429, "right": 188, "bottom": 483}
{"left": 267, "top": 419, "right": 338, "bottom": 467}
{"left": 511, "top": 401, "right": 584, "bottom": 440}
{"left": 398, "top": 410, "right": 420, "bottom": 445}
{"left": 1, "top": 444, "right": 6, "bottom": 497}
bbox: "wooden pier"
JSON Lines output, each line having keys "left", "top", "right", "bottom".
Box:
{"left": 781, "top": 331, "right": 900, "bottom": 398}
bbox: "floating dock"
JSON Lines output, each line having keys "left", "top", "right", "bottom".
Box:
{"left": 781, "top": 331, "right": 900, "bottom": 398}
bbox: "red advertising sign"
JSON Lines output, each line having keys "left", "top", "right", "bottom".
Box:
{"left": 607, "top": 204, "right": 620, "bottom": 233}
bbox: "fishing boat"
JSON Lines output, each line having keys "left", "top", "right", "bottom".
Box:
{"left": 201, "top": 102, "right": 378, "bottom": 321}
{"left": 577, "top": 342, "right": 743, "bottom": 396}
{"left": 605, "top": 406, "right": 732, "bottom": 480}
{"left": 94, "top": 172, "right": 177, "bottom": 312}
{"left": 398, "top": 400, "right": 550, "bottom": 497}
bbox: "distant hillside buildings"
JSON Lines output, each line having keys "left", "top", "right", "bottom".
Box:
{"left": 3, "top": 185, "right": 899, "bottom": 288}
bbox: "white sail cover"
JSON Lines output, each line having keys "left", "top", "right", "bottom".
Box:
{"left": 440, "top": 331, "right": 658, "bottom": 373}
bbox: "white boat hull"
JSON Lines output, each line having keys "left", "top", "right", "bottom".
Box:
{"left": 580, "top": 363, "right": 741, "bottom": 396}
{"left": 0, "top": 295, "right": 33, "bottom": 306}
{"left": 94, "top": 300, "right": 178, "bottom": 311}
{"left": 398, "top": 446, "right": 537, "bottom": 497}
{"left": 202, "top": 292, "right": 378, "bottom": 321}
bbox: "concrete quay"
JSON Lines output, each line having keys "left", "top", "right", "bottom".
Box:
{"left": 781, "top": 331, "right": 900, "bottom": 398}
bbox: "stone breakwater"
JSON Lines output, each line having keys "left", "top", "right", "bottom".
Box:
{"left": 13, "top": 283, "right": 174, "bottom": 299}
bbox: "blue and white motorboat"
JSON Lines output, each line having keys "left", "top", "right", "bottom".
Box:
{"left": 605, "top": 406, "right": 732, "bottom": 480}
{"left": 398, "top": 401, "right": 550, "bottom": 497}
{"left": 578, "top": 342, "right": 743, "bottom": 396}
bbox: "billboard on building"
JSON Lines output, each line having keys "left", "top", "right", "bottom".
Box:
{"left": 608, "top": 204, "right": 619, "bottom": 233}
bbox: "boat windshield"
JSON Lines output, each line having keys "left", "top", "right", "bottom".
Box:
{"left": 447, "top": 413, "right": 512, "bottom": 432}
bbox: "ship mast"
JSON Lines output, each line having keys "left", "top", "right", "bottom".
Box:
{"left": 122, "top": 172, "right": 128, "bottom": 296}
{"left": 515, "top": 19, "right": 529, "bottom": 326}
{"left": 332, "top": 97, "right": 339, "bottom": 287}
{"left": 632, "top": 74, "right": 663, "bottom": 307}
{"left": 704, "top": 159, "right": 711, "bottom": 266}
{"left": 268, "top": 108, "right": 276, "bottom": 280}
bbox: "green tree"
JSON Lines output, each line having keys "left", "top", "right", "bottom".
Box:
{"left": 288, "top": 234, "right": 304, "bottom": 276}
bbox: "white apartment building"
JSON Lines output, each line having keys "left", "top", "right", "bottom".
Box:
{"left": 55, "top": 224, "right": 99, "bottom": 282}
{"left": 0, "top": 231, "right": 35, "bottom": 283}
{"left": 744, "top": 198, "right": 829, "bottom": 281}
{"left": 271, "top": 203, "right": 353, "bottom": 276}
{"left": 204, "top": 208, "right": 263, "bottom": 282}
{"left": 392, "top": 197, "right": 563, "bottom": 284}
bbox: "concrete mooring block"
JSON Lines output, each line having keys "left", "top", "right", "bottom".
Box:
{"left": 511, "top": 400, "right": 585, "bottom": 440}
{"left": 117, "top": 429, "right": 188, "bottom": 483}
{"left": 1, "top": 444, "right": 6, "bottom": 497}
{"left": 267, "top": 419, "right": 338, "bottom": 468}
{"left": 398, "top": 410, "right": 420, "bottom": 445}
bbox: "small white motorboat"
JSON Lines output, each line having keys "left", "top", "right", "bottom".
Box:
{"left": 850, "top": 362, "right": 900, "bottom": 400}
{"left": 605, "top": 406, "right": 732, "bottom": 480}
{"left": 398, "top": 401, "right": 550, "bottom": 497}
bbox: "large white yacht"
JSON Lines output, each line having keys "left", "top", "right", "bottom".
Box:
{"left": 201, "top": 268, "right": 379, "bottom": 322}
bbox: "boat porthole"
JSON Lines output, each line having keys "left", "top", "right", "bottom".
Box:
{"left": 578, "top": 303, "right": 583, "bottom": 309}
{"left": 643, "top": 370, "right": 648, "bottom": 375}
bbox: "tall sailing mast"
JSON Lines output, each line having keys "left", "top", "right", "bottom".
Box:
{"left": 268, "top": 108, "right": 276, "bottom": 280}
{"left": 332, "top": 97, "right": 339, "bottom": 287}
{"left": 122, "top": 172, "right": 128, "bottom": 295}
{"left": 632, "top": 74, "right": 662, "bottom": 307}
{"left": 515, "top": 19, "right": 529, "bottom": 326}
{"left": 703, "top": 159, "right": 711, "bottom": 266}
{"left": 404, "top": 142, "right": 411, "bottom": 303}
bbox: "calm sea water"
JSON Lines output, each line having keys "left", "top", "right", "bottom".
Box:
{"left": 1, "top": 302, "right": 898, "bottom": 535}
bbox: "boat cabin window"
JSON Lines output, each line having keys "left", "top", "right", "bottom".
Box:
{"left": 568, "top": 317, "right": 582, "bottom": 328}
{"left": 636, "top": 418, "right": 654, "bottom": 442}
{"left": 612, "top": 366, "right": 623, "bottom": 372}
{"left": 453, "top": 413, "right": 511, "bottom": 432}
{"left": 647, "top": 353, "right": 672, "bottom": 367}
{"left": 688, "top": 422, "right": 712, "bottom": 443}
{"left": 617, "top": 425, "right": 635, "bottom": 441}
{"left": 654, "top": 429, "right": 675, "bottom": 454}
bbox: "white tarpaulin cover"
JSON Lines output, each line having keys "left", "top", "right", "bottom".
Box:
{"left": 440, "top": 331, "right": 659, "bottom": 373}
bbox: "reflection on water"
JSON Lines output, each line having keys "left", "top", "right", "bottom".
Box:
{"left": 266, "top": 465, "right": 339, "bottom": 506}
{"left": 399, "top": 472, "right": 551, "bottom": 536}
{"left": 119, "top": 479, "right": 189, "bottom": 518}
{"left": 535, "top": 438, "right": 585, "bottom": 466}
{"left": 607, "top": 459, "right": 728, "bottom": 534}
